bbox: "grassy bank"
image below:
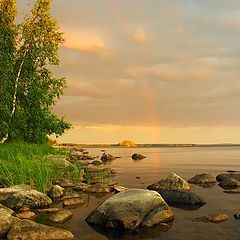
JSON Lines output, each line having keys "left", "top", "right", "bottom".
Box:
{"left": 0, "top": 143, "right": 66, "bottom": 192}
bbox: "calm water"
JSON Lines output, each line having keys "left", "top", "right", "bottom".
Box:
{"left": 49, "top": 147, "right": 240, "bottom": 240}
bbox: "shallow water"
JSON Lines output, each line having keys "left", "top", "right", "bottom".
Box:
{"left": 47, "top": 147, "right": 240, "bottom": 239}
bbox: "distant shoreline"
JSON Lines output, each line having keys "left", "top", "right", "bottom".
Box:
{"left": 56, "top": 143, "right": 240, "bottom": 148}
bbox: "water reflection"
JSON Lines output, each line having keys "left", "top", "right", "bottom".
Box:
{"left": 88, "top": 221, "right": 174, "bottom": 240}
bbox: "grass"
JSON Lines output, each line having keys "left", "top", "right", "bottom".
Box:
{"left": 0, "top": 142, "right": 65, "bottom": 193}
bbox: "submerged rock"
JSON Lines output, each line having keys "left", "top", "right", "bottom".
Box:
{"left": 86, "top": 189, "right": 174, "bottom": 230}
{"left": 216, "top": 173, "right": 240, "bottom": 182}
{"left": 63, "top": 197, "right": 85, "bottom": 208}
{"left": 131, "top": 154, "right": 146, "bottom": 160}
{"left": 7, "top": 219, "right": 74, "bottom": 240}
{"left": 49, "top": 210, "right": 73, "bottom": 224}
{"left": 1, "top": 190, "right": 52, "bottom": 210}
{"left": 218, "top": 178, "right": 240, "bottom": 189}
{"left": 234, "top": 213, "right": 240, "bottom": 219}
{"left": 193, "top": 214, "right": 229, "bottom": 223}
{"left": 188, "top": 173, "right": 217, "bottom": 184}
{"left": 37, "top": 208, "right": 61, "bottom": 214}
{"left": 147, "top": 172, "right": 191, "bottom": 191}
{"left": 223, "top": 189, "right": 240, "bottom": 194}
{"left": 159, "top": 190, "right": 206, "bottom": 207}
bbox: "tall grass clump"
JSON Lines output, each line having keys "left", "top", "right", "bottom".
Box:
{"left": 0, "top": 142, "right": 63, "bottom": 192}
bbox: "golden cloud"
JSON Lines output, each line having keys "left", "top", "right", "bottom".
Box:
{"left": 131, "top": 30, "right": 150, "bottom": 43}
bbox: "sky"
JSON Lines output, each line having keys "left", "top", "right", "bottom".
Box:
{"left": 17, "top": 0, "right": 240, "bottom": 144}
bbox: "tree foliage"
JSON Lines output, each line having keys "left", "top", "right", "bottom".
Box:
{"left": 0, "top": 0, "right": 71, "bottom": 143}
{"left": 118, "top": 140, "right": 136, "bottom": 147}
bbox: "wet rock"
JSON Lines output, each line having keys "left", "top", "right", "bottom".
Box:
{"left": 136, "top": 176, "right": 141, "bottom": 179}
{"left": 188, "top": 173, "right": 217, "bottom": 184}
{"left": 77, "top": 155, "right": 95, "bottom": 160}
{"left": 84, "top": 183, "right": 113, "bottom": 193}
{"left": 1, "top": 190, "right": 52, "bottom": 210}
{"left": 0, "top": 185, "right": 33, "bottom": 201}
{"left": 49, "top": 209, "right": 73, "bottom": 224}
{"left": 131, "top": 154, "right": 146, "bottom": 160}
{"left": 216, "top": 173, "right": 240, "bottom": 182}
{"left": 147, "top": 172, "right": 191, "bottom": 191}
{"left": 61, "top": 192, "right": 80, "bottom": 200}
{"left": 0, "top": 204, "right": 14, "bottom": 215}
{"left": 90, "top": 159, "right": 103, "bottom": 165}
{"left": 193, "top": 214, "right": 229, "bottom": 223}
{"left": 113, "top": 185, "right": 128, "bottom": 193}
{"left": 0, "top": 208, "right": 20, "bottom": 237}
{"left": 48, "top": 185, "right": 64, "bottom": 198}
{"left": 100, "top": 153, "right": 116, "bottom": 161}
{"left": 55, "top": 179, "right": 76, "bottom": 188}
{"left": 234, "top": 213, "right": 240, "bottom": 219}
{"left": 86, "top": 189, "right": 174, "bottom": 230}
{"left": 218, "top": 178, "right": 240, "bottom": 189}
{"left": 15, "top": 211, "right": 36, "bottom": 220}
{"left": 74, "top": 183, "right": 90, "bottom": 192}
{"left": 226, "top": 170, "right": 239, "bottom": 173}
{"left": 7, "top": 219, "right": 74, "bottom": 240}
{"left": 83, "top": 151, "right": 89, "bottom": 154}
{"left": 223, "top": 189, "right": 240, "bottom": 194}
{"left": 63, "top": 197, "right": 85, "bottom": 208}
{"left": 37, "top": 208, "right": 61, "bottom": 214}
{"left": 159, "top": 190, "right": 206, "bottom": 207}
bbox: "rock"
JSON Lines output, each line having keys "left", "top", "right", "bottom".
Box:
{"left": 131, "top": 154, "right": 146, "bottom": 160}
{"left": 84, "top": 183, "right": 113, "bottom": 193}
{"left": 49, "top": 209, "right": 73, "bottom": 223}
{"left": 48, "top": 185, "right": 64, "bottom": 198}
{"left": 0, "top": 204, "right": 14, "bottom": 215}
{"left": 188, "top": 173, "right": 217, "bottom": 184}
{"left": 63, "top": 197, "right": 85, "bottom": 208}
{"left": 223, "top": 189, "right": 240, "bottom": 194}
{"left": 77, "top": 155, "right": 95, "bottom": 160}
{"left": 48, "top": 155, "right": 72, "bottom": 168}
{"left": 193, "top": 214, "right": 229, "bottom": 223}
{"left": 37, "top": 208, "right": 61, "bottom": 214}
{"left": 234, "top": 213, "right": 240, "bottom": 219}
{"left": 0, "top": 208, "right": 19, "bottom": 237}
{"left": 147, "top": 172, "right": 191, "bottom": 191}
{"left": 113, "top": 185, "right": 128, "bottom": 193}
{"left": 83, "top": 151, "right": 89, "bottom": 154}
{"left": 218, "top": 178, "right": 240, "bottom": 189}
{"left": 90, "top": 159, "right": 103, "bottom": 165}
{"left": 61, "top": 192, "right": 80, "bottom": 200}
{"left": 55, "top": 179, "right": 76, "bottom": 188}
{"left": 226, "top": 170, "right": 239, "bottom": 173}
{"left": 1, "top": 190, "right": 52, "bottom": 210}
{"left": 86, "top": 189, "right": 174, "bottom": 230}
{"left": 216, "top": 173, "right": 240, "bottom": 182}
{"left": 159, "top": 190, "right": 206, "bottom": 207}
{"left": 15, "top": 211, "right": 36, "bottom": 220}
{"left": 0, "top": 185, "right": 33, "bottom": 201}
{"left": 100, "top": 153, "right": 116, "bottom": 161}
{"left": 7, "top": 219, "right": 74, "bottom": 240}
{"left": 74, "top": 183, "right": 90, "bottom": 192}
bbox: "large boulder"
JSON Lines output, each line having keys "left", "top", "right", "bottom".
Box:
{"left": 7, "top": 219, "right": 74, "bottom": 240}
{"left": 159, "top": 190, "right": 206, "bottom": 207}
{"left": 86, "top": 189, "right": 174, "bottom": 230}
{"left": 188, "top": 173, "right": 216, "bottom": 184}
{"left": 147, "top": 172, "right": 191, "bottom": 191}
{"left": 1, "top": 190, "right": 52, "bottom": 210}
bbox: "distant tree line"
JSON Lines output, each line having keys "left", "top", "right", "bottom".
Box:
{"left": 0, "top": 0, "right": 71, "bottom": 143}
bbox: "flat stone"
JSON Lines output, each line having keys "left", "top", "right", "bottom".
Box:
{"left": 49, "top": 210, "right": 73, "bottom": 223}
{"left": 84, "top": 183, "right": 112, "bottom": 193}
{"left": 216, "top": 173, "right": 240, "bottom": 182}
{"left": 37, "top": 208, "right": 62, "bottom": 214}
{"left": 131, "top": 154, "right": 146, "bottom": 160}
{"left": 7, "top": 219, "right": 74, "bottom": 240}
{"left": 218, "top": 178, "right": 240, "bottom": 189}
{"left": 147, "top": 172, "right": 191, "bottom": 191}
{"left": 55, "top": 179, "right": 76, "bottom": 188}
{"left": 193, "top": 214, "right": 229, "bottom": 223}
{"left": 63, "top": 197, "right": 85, "bottom": 208}
{"left": 15, "top": 211, "right": 36, "bottom": 220}
{"left": 188, "top": 173, "right": 217, "bottom": 184}
{"left": 114, "top": 185, "right": 128, "bottom": 193}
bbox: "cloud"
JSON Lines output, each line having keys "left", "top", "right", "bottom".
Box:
{"left": 130, "top": 30, "right": 150, "bottom": 43}
{"left": 63, "top": 30, "right": 106, "bottom": 52}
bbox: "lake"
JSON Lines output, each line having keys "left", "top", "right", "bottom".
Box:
{"left": 46, "top": 147, "right": 240, "bottom": 240}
